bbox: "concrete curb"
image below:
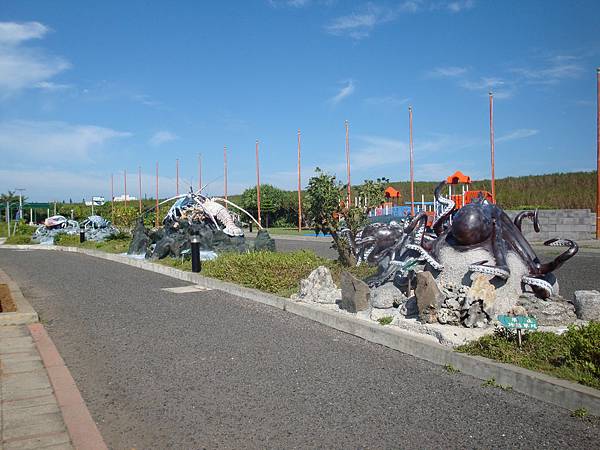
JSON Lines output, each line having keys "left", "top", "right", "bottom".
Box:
{"left": 2, "top": 244, "right": 600, "bottom": 415}
{"left": 0, "top": 268, "right": 38, "bottom": 325}
{"left": 29, "top": 323, "right": 108, "bottom": 450}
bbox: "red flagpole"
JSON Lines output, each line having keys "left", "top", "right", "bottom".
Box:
{"left": 596, "top": 68, "right": 600, "bottom": 239}
{"left": 176, "top": 158, "right": 179, "bottom": 196}
{"left": 255, "top": 139, "right": 262, "bottom": 226}
{"left": 297, "top": 129, "right": 302, "bottom": 232}
{"left": 345, "top": 120, "right": 351, "bottom": 206}
{"left": 110, "top": 174, "right": 114, "bottom": 223}
{"left": 155, "top": 162, "right": 159, "bottom": 228}
{"left": 489, "top": 91, "right": 496, "bottom": 203}
{"left": 224, "top": 145, "right": 228, "bottom": 208}
{"left": 138, "top": 166, "right": 142, "bottom": 213}
{"left": 409, "top": 106, "right": 415, "bottom": 216}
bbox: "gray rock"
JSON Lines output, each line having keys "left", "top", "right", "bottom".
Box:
{"left": 467, "top": 274, "right": 496, "bottom": 318}
{"left": 400, "top": 297, "right": 418, "bottom": 317}
{"left": 128, "top": 219, "right": 151, "bottom": 255}
{"left": 415, "top": 271, "right": 444, "bottom": 324}
{"left": 370, "top": 283, "right": 406, "bottom": 309}
{"left": 340, "top": 271, "right": 370, "bottom": 313}
{"left": 254, "top": 229, "right": 276, "bottom": 252}
{"left": 437, "top": 308, "right": 461, "bottom": 325}
{"left": 517, "top": 294, "right": 577, "bottom": 326}
{"left": 293, "top": 266, "right": 341, "bottom": 304}
{"left": 573, "top": 290, "right": 600, "bottom": 321}
{"left": 462, "top": 301, "right": 489, "bottom": 328}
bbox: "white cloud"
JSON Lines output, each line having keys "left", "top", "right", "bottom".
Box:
{"left": 149, "top": 130, "right": 178, "bottom": 146}
{"left": 496, "top": 128, "right": 539, "bottom": 142}
{"left": 34, "top": 81, "right": 71, "bottom": 91}
{"left": 511, "top": 55, "right": 584, "bottom": 85}
{"left": 0, "top": 120, "right": 131, "bottom": 163}
{"left": 364, "top": 95, "right": 409, "bottom": 107}
{"left": 329, "top": 80, "right": 355, "bottom": 105}
{"left": 445, "top": 0, "right": 475, "bottom": 13}
{"left": 268, "top": 0, "right": 311, "bottom": 7}
{"left": 427, "top": 66, "right": 468, "bottom": 78}
{"left": 0, "top": 21, "right": 70, "bottom": 97}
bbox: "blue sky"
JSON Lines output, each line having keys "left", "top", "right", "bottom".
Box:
{"left": 0, "top": 0, "right": 598, "bottom": 201}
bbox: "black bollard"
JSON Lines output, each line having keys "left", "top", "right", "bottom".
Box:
{"left": 249, "top": 221, "right": 253, "bottom": 233}
{"left": 190, "top": 233, "right": 202, "bottom": 273}
{"left": 79, "top": 230, "right": 85, "bottom": 243}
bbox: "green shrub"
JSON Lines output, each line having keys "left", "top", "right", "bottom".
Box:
{"left": 458, "top": 322, "right": 600, "bottom": 389}
{"left": 5, "top": 234, "right": 32, "bottom": 244}
{"left": 53, "top": 234, "right": 80, "bottom": 246}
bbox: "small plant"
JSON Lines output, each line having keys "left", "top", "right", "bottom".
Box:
{"left": 377, "top": 316, "right": 394, "bottom": 326}
{"left": 570, "top": 408, "right": 588, "bottom": 418}
{"left": 444, "top": 364, "right": 460, "bottom": 374}
{"left": 482, "top": 378, "right": 512, "bottom": 391}
{"left": 5, "top": 234, "right": 32, "bottom": 245}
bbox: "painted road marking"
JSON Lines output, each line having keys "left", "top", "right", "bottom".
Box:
{"left": 161, "top": 285, "right": 212, "bottom": 293}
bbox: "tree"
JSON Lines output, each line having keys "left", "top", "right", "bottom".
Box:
{"left": 305, "top": 168, "right": 367, "bottom": 266}
{"left": 0, "top": 190, "right": 27, "bottom": 205}
{"left": 240, "top": 184, "right": 286, "bottom": 226}
{"left": 357, "top": 177, "right": 389, "bottom": 213}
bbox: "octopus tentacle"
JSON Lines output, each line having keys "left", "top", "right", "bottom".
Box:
{"left": 406, "top": 243, "right": 444, "bottom": 270}
{"left": 522, "top": 276, "right": 553, "bottom": 298}
{"left": 537, "top": 238, "right": 578, "bottom": 274}
{"left": 513, "top": 210, "right": 540, "bottom": 232}
{"left": 432, "top": 181, "right": 455, "bottom": 236}
{"left": 468, "top": 260, "right": 510, "bottom": 279}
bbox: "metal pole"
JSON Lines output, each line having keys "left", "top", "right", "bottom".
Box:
{"left": 596, "top": 68, "right": 600, "bottom": 239}
{"left": 224, "top": 145, "right": 228, "bottom": 208}
{"left": 138, "top": 166, "right": 142, "bottom": 213}
{"left": 255, "top": 139, "right": 262, "bottom": 226}
{"left": 190, "top": 233, "right": 202, "bottom": 272}
{"left": 489, "top": 92, "right": 496, "bottom": 203}
{"left": 6, "top": 202, "right": 10, "bottom": 238}
{"left": 297, "top": 129, "right": 302, "bottom": 232}
{"left": 124, "top": 169, "right": 128, "bottom": 208}
{"left": 110, "top": 174, "right": 114, "bottom": 223}
{"left": 345, "top": 120, "right": 351, "bottom": 206}
{"left": 409, "top": 106, "right": 415, "bottom": 217}
{"left": 176, "top": 158, "right": 179, "bottom": 196}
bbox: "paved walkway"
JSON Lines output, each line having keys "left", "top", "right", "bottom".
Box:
{"left": 0, "top": 325, "right": 72, "bottom": 450}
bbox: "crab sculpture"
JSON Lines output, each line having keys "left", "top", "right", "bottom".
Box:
{"left": 405, "top": 181, "right": 578, "bottom": 298}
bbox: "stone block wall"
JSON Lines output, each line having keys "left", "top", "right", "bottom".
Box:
{"left": 506, "top": 209, "right": 596, "bottom": 242}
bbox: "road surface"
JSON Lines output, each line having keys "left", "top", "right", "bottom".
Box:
{"left": 0, "top": 248, "right": 598, "bottom": 449}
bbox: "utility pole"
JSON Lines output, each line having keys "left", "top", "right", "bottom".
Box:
{"left": 489, "top": 91, "right": 496, "bottom": 203}
{"left": 409, "top": 106, "right": 415, "bottom": 217}
{"left": 297, "top": 129, "right": 302, "bottom": 232}
{"left": 255, "top": 139, "right": 262, "bottom": 226}
{"left": 345, "top": 120, "right": 351, "bottom": 206}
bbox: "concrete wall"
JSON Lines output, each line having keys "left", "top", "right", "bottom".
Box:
{"left": 506, "top": 209, "right": 596, "bottom": 242}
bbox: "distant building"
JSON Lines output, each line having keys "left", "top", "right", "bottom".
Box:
{"left": 112, "top": 194, "right": 137, "bottom": 202}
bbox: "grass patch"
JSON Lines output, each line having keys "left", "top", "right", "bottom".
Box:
{"left": 5, "top": 234, "right": 33, "bottom": 244}
{"left": 457, "top": 322, "right": 600, "bottom": 389}
{"left": 377, "top": 316, "right": 394, "bottom": 326}
{"left": 481, "top": 377, "right": 512, "bottom": 391}
{"left": 54, "top": 233, "right": 131, "bottom": 254}
{"left": 159, "top": 249, "right": 376, "bottom": 298}
{"left": 444, "top": 364, "right": 460, "bottom": 374}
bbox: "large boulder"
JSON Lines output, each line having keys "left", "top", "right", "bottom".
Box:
{"left": 291, "top": 266, "right": 341, "bottom": 304}
{"left": 340, "top": 271, "right": 370, "bottom": 313}
{"left": 128, "top": 219, "right": 150, "bottom": 256}
{"left": 370, "top": 283, "right": 406, "bottom": 309}
{"left": 517, "top": 294, "right": 577, "bottom": 326}
{"left": 434, "top": 246, "right": 531, "bottom": 317}
{"left": 415, "top": 271, "right": 444, "bottom": 324}
{"left": 573, "top": 290, "right": 600, "bottom": 321}
{"left": 254, "top": 229, "right": 276, "bottom": 252}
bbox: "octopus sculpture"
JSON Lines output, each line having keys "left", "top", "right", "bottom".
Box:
{"left": 405, "top": 181, "right": 578, "bottom": 298}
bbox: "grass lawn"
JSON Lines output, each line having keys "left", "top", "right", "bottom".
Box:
{"left": 457, "top": 324, "right": 600, "bottom": 390}
{"left": 54, "top": 234, "right": 131, "bottom": 254}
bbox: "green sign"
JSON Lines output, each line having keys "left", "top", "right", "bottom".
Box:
{"left": 497, "top": 315, "right": 538, "bottom": 330}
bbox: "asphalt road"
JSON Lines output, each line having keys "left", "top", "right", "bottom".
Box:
{"left": 262, "top": 236, "right": 600, "bottom": 301}
{"left": 0, "top": 249, "right": 599, "bottom": 449}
